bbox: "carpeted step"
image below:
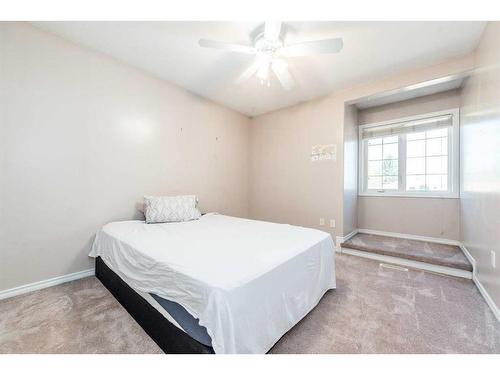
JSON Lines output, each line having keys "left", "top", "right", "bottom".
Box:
{"left": 341, "top": 233, "right": 472, "bottom": 272}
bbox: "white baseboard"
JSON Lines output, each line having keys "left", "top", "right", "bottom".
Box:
{"left": 341, "top": 247, "right": 473, "bottom": 279}
{"left": 459, "top": 243, "right": 477, "bottom": 273}
{"left": 0, "top": 268, "right": 95, "bottom": 301}
{"left": 357, "top": 228, "right": 461, "bottom": 246}
{"left": 460, "top": 243, "right": 500, "bottom": 323}
{"left": 335, "top": 229, "right": 359, "bottom": 251}
{"left": 473, "top": 273, "right": 500, "bottom": 323}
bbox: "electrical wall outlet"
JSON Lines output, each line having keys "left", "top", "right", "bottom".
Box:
{"left": 319, "top": 218, "right": 325, "bottom": 226}
{"left": 491, "top": 251, "right": 496, "bottom": 269}
{"left": 329, "top": 219, "right": 336, "bottom": 228}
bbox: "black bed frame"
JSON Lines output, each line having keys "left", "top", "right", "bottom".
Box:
{"left": 95, "top": 257, "right": 214, "bottom": 354}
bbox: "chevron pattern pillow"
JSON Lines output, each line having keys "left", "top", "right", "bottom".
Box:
{"left": 143, "top": 195, "right": 201, "bottom": 224}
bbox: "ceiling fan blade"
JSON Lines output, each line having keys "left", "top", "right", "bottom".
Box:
{"left": 271, "top": 59, "right": 295, "bottom": 91}
{"left": 235, "top": 60, "right": 261, "bottom": 85}
{"left": 264, "top": 21, "right": 282, "bottom": 41}
{"left": 198, "top": 39, "right": 256, "bottom": 54}
{"left": 280, "top": 38, "right": 343, "bottom": 57}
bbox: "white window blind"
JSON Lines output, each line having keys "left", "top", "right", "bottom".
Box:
{"left": 360, "top": 114, "right": 453, "bottom": 140}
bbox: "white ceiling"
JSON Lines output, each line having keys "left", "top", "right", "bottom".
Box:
{"left": 31, "top": 21, "right": 486, "bottom": 117}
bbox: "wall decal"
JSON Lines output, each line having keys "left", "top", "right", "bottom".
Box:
{"left": 311, "top": 144, "right": 336, "bottom": 162}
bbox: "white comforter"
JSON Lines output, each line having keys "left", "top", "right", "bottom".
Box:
{"left": 89, "top": 213, "right": 336, "bottom": 354}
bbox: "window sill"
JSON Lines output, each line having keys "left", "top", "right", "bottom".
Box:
{"left": 358, "top": 192, "right": 459, "bottom": 199}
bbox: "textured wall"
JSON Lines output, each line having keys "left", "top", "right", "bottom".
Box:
{"left": 0, "top": 23, "right": 250, "bottom": 290}
{"left": 460, "top": 22, "right": 500, "bottom": 308}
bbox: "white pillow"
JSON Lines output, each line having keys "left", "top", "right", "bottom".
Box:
{"left": 143, "top": 195, "right": 201, "bottom": 224}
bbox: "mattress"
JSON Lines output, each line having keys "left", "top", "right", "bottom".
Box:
{"left": 89, "top": 213, "right": 335, "bottom": 353}
{"left": 130, "top": 281, "right": 212, "bottom": 347}
{"left": 100, "top": 257, "right": 212, "bottom": 347}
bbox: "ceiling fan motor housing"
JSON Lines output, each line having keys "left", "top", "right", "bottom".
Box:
{"left": 254, "top": 32, "right": 283, "bottom": 55}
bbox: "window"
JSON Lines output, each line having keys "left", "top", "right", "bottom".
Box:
{"left": 366, "top": 136, "right": 399, "bottom": 190}
{"left": 359, "top": 109, "right": 459, "bottom": 198}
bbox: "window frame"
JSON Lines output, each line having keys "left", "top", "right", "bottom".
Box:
{"left": 358, "top": 108, "right": 460, "bottom": 199}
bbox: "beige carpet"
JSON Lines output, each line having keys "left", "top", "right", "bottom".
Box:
{"left": 1, "top": 254, "right": 499, "bottom": 354}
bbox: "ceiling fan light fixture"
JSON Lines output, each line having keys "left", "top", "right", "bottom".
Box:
{"left": 199, "top": 21, "right": 343, "bottom": 91}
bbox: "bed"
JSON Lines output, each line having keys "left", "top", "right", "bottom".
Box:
{"left": 90, "top": 213, "right": 336, "bottom": 354}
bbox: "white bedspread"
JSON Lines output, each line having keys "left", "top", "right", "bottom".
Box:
{"left": 89, "top": 213, "right": 336, "bottom": 354}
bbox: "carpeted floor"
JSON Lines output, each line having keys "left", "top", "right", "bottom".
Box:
{"left": 342, "top": 233, "right": 472, "bottom": 271}
{"left": 1, "top": 254, "right": 499, "bottom": 354}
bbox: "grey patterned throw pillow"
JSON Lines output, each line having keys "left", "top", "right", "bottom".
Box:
{"left": 143, "top": 195, "right": 201, "bottom": 224}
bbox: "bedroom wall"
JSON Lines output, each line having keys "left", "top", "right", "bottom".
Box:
{"left": 249, "top": 54, "right": 474, "bottom": 240}
{"left": 0, "top": 22, "right": 250, "bottom": 291}
{"left": 249, "top": 95, "right": 345, "bottom": 236}
{"left": 356, "top": 90, "right": 461, "bottom": 240}
{"left": 460, "top": 22, "right": 500, "bottom": 309}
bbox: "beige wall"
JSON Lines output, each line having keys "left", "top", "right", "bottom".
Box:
{"left": 356, "top": 90, "right": 461, "bottom": 240}
{"left": 248, "top": 96, "right": 345, "bottom": 236}
{"left": 249, "top": 54, "right": 474, "bottom": 239}
{"left": 343, "top": 104, "right": 358, "bottom": 236}
{"left": 357, "top": 197, "right": 460, "bottom": 239}
{"left": 0, "top": 23, "right": 250, "bottom": 291}
{"left": 460, "top": 22, "right": 500, "bottom": 308}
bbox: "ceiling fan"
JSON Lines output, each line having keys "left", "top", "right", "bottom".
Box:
{"left": 198, "top": 21, "right": 343, "bottom": 90}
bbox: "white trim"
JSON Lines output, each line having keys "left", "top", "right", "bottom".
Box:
{"left": 473, "top": 273, "right": 500, "bottom": 323}
{"left": 357, "top": 228, "right": 461, "bottom": 246}
{"left": 459, "top": 243, "right": 500, "bottom": 323}
{"left": 358, "top": 192, "right": 460, "bottom": 199}
{"left": 458, "top": 244, "right": 477, "bottom": 274}
{"left": 0, "top": 268, "right": 95, "bottom": 301}
{"left": 335, "top": 229, "right": 359, "bottom": 251}
{"left": 341, "top": 247, "right": 472, "bottom": 279}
